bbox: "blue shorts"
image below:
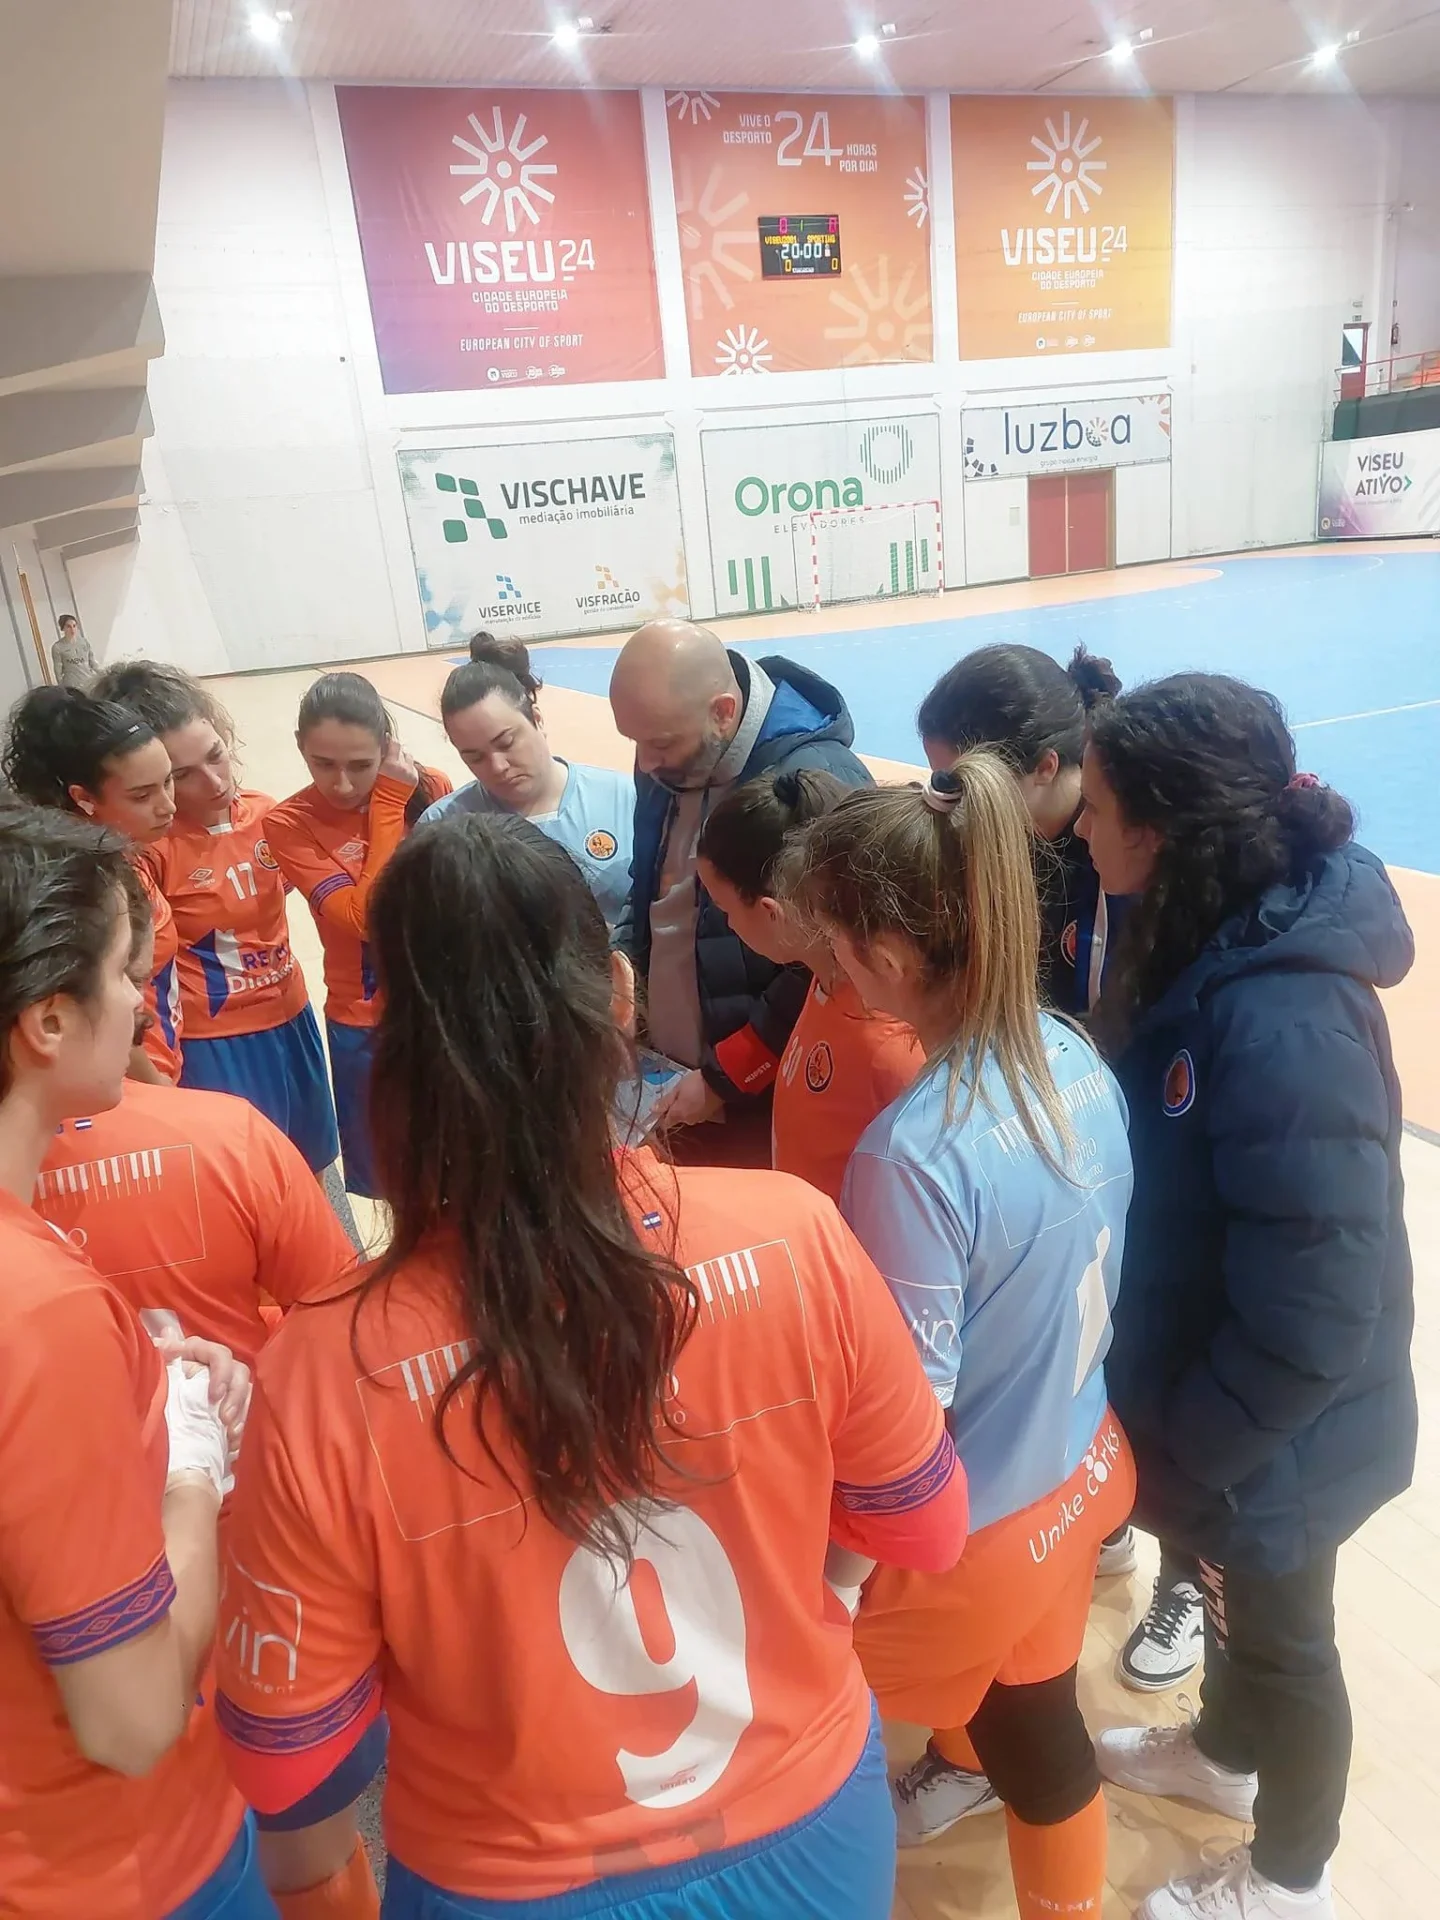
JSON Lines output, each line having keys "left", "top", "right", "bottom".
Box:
{"left": 381, "top": 1707, "right": 894, "bottom": 1920}
{"left": 327, "top": 1018, "right": 378, "bottom": 1199}
{"left": 166, "top": 1816, "right": 277, "bottom": 1919}
{"left": 179, "top": 1006, "right": 340, "bottom": 1174}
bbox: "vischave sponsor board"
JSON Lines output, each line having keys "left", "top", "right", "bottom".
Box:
{"left": 337, "top": 87, "right": 664, "bottom": 393}
{"left": 964, "top": 392, "right": 1172, "bottom": 477}
{"left": 1318, "top": 429, "right": 1440, "bottom": 539}
{"left": 399, "top": 434, "right": 688, "bottom": 644}
{"left": 702, "top": 415, "right": 942, "bottom": 613}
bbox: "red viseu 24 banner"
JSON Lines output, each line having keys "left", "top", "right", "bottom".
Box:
{"left": 336, "top": 87, "right": 665, "bottom": 394}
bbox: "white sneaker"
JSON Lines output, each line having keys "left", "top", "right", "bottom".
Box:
{"left": 1119, "top": 1576, "right": 1206, "bottom": 1691}
{"left": 1138, "top": 1844, "right": 1333, "bottom": 1918}
{"left": 1095, "top": 1722, "right": 1257, "bottom": 1822}
{"left": 1097, "top": 1525, "right": 1140, "bottom": 1579}
{"left": 891, "top": 1745, "right": 1001, "bottom": 1846}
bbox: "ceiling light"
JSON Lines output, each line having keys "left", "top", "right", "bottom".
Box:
{"left": 248, "top": 11, "right": 283, "bottom": 41}
{"left": 1312, "top": 41, "right": 1340, "bottom": 67}
{"left": 854, "top": 32, "right": 880, "bottom": 57}
{"left": 553, "top": 18, "right": 587, "bottom": 47}
{"left": 1137, "top": 26, "right": 1153, "bottom": 41}
{"left": 274, "top": 7, "right": 293, "bottom": 18}
{"left": 1109, "top": 36, "right": 1135, "bottom": 59}
{"left": 880, "top": 21, "right": 898, "bottom": 35}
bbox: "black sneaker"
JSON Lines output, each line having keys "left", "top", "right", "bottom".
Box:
{"left": 1118, "top": 1576, "right": 1205, "bottom": 1692}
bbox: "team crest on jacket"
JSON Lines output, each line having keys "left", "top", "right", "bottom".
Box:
{"left": 254, "top": 839, "right": 280, "bottom": 870}
{"left": 1163, "top": 1049, "right": 1196, "bottom": 1117}
{"left": 585, "top": 829, "right": 618, "bottom": 861}
{"left": 1061, "top": 920, "right": 1079, "bottom": 967}
{"left": 805, "top": 1042, "right": 834, "bottom": 1093}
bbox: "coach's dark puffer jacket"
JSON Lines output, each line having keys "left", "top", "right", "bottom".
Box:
{"left": 1106, "top": 844, "right": 1418, "bottom": 1576}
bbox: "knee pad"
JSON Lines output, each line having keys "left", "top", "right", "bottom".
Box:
{"left": 966, "top": 1668, "right": 1099, "bottom": 1825}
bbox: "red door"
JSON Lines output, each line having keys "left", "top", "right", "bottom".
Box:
{"left": 1066, "top": 469, "right": 1113, "bottom": 573}
{"left": 1027, "top": 475, "right": 1068, "bottom": 577}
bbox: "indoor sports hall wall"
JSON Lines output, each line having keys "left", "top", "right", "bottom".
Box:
{"left": 64, "top": 80, "right": 1440, "bottom": 674}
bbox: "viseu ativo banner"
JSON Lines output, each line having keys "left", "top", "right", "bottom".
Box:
{"left": 702, "top": 414, "right": 942, "bottom": 613}
{"left": 1318, "top": 429, "right": 1440, "bottom": 539}
{"left": 399, "top": 434, "right": 689, "bottom": 646}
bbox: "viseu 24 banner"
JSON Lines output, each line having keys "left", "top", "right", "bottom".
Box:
{"left": 399, "top": 435, "right": 689, "bottom": 646}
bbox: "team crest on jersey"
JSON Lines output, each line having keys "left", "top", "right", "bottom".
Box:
{"left": 805, "top": 1042, "right": 834, "bottom": 1094}
{"left": 254, "top": 839, "right": 279, "bottom": 870}
{"left": 1163, "top": 1049, "right": 1196, "bottom": 1117}
{"left": 585, "top": 829, "right": 618, "bottom": 861}
{"left": 1061, "top": 920, "right": 1079, "bottom": 967}
{"left": 188, "top": 867, "right": 214, "bottom": 885}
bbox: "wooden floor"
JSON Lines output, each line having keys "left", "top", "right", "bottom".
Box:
{"left": 211, "top": 610, "right": 1440, "bottom": 1920}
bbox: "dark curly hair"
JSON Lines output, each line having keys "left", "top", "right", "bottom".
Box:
{"left": 918, "top": 643, "right": 1121, "bottom": 772}
{"left": 1089, "top": 673, "right": 1355, "bottom": 1046}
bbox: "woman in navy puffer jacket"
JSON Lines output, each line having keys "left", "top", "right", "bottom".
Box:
{"left": 1076, "top": 673, "right": 1416, "bottom": 1920}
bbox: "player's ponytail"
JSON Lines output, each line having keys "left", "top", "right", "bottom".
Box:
{"left": 442, "top": 632, "right": 543, "bottom": 726}
{"left": 779, "top": 755, "right": 1074, "bottom": 1170}
{"left": 917, "top": 642, "right": 1120, "bottom": 772}
{"left": 359, "top": 813, "right": 697, "bottom": 1566}
{"left": 697, "top": 765, "right": 848, "bottom": 902}
{"left": 2, "top": 684, "right": 157, "bottom": 812}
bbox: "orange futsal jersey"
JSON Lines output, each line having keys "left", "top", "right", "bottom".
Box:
{"left": 265, "top": 768, "right": 452, "bottom": 1028}
{"left": 0, "top": 1191, "right": 242, "bottom": 1917}
{"left": 141, "top": 791, "right": 309, "bottom": 1040}
{"left": 38, "top": 1080, "right": 355, "bottom": 1370}
{"left": 774, "top": 976, "right": 924, "bottom": 1204}
{"left": 138, "top": 862, "right": 184, "bottom": 1081}
{"left": 217, "top": 1153, "right": 961, "bottom": 1900}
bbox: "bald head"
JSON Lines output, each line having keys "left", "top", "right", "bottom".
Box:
{"left": 610, "top": 620, "right": 743, "bottom": 787}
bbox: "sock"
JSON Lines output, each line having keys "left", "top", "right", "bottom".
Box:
{"left": 273, "top": 1846, "right": 381, "bottom": 1920}
{"left": 1005, "top": 1791, "right": 1107, "bottom": 1920}
{"left": 932, "top": 1725, "right": 984, "bottom": 1771}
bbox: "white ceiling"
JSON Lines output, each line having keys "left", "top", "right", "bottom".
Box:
{"left": 169, "top": 0, "right": 1440, "bottom": 94}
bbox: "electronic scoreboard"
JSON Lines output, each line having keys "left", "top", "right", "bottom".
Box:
{"left": 758, "top": 215, "right": 842, "bottom": 278}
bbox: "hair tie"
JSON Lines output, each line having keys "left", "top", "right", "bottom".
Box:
{"left": 923, "top": 771, "right": 963, "bottom": 815}
{"left": 1287, "top": 772, "right": 1320, "bottom": 791}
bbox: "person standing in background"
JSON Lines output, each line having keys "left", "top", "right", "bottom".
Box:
{"left": 266, "top": 672, "right": 451, "bottom": 1200}
{"left": 51, "top": 614, "right": 99, "bottom": 690}
{"left": 609, "top": 620, "right": 870, "bottom": 1161}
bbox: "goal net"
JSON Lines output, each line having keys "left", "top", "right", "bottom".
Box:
{"left": 796, "top": 501, "right": 944, "bottom": 610}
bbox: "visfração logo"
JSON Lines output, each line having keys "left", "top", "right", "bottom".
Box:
{"left": 450, "top": 106, "right": 557, "bottom": 232}
{"left": 435, "top": 473, "right": 508, "bottom": 544}
{"left": 576, "top": 563, "right": 643, "bottom": 615}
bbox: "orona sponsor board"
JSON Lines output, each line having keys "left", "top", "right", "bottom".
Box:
{"left": 398, "top": 433, "right": 688, "bottom": 645}
{"left": 702, "top": 415, "right": 942, "bottom": 613}
{"left": 1318, "top": 430, "right": 1440, "bottom": 540}
{"left": 964, "top": 392, "right": 1172, "bottom": 477}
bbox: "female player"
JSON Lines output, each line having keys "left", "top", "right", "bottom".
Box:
{"left": 918, "top": 644, "right": 1120, "bottom": 1016}
{"left": 215, "top": 814, "right": 969, "bottom": 1919}
{"left": 421, "top": 632, "right": 634, "bottom": 933}
{"left": 3, "top": 683, "right": 183, "bottom": 1083}
{"left": 781, "top": 757, "right": 1135, "bottom": 1920}
{"left": 0, "top": 799, "right": 266, "bottom": 1918}
{"left": 265, "top": 673, "right": 451, "bottom": 1198}
{"left": 93, "top": 661, "right": 339, "bottom": 1175}
{"left": 1079, "top": 677, "right": 1415, "bottom": 1920}
{"left": 696, "top": 767, "right": 922, "bottom": 1203}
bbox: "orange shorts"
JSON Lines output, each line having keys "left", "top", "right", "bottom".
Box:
{"left": 854, "top": 1410, "right": 1135, "bottom": 1730}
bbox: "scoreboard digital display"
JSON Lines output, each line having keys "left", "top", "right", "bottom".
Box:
{"left": 758, "top": 215, "right": 842, "bottom": 278}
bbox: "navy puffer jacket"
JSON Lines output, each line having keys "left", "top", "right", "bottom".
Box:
{"left": 1106, "top": 844, "right": 1417, "bottom": 1576}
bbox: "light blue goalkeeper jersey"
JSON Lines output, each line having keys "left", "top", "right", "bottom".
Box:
{"left": 841, "top": 1015, "right": 1133, "bottom": 1532}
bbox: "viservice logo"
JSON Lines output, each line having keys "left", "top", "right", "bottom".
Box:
{"left": 450, "top": 106, "right": 557, "bottom": 231}
{"left": 1028, "top": 111, "right": 1106, "bottom": 219}
{"left": 475, "top": 573, "right": 543, "bottom": 621}
{"left": 494, "top": 574, "right": 524, "bottom": 605}
{"left": 435, "top": 473, "right": 507, "bottom": 545}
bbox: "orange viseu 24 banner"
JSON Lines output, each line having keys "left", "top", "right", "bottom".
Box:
{"left": 951, "top": 95, "right": 1174, "bottom": 360}
{"left": 664, "top": 91, "right": 932, "bottom": 375}
{"left": 336, "top": 87, "right": 664, "bottom": 394}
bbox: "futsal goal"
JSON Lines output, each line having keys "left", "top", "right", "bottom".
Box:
{"left": 795, "top": 500, "right": 945, "bottom": 611}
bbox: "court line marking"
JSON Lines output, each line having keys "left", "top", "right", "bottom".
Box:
{"left": 1295, "top": 697, "right": 1440, "bottom": 732}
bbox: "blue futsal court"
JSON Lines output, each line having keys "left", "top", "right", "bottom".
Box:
{"left": 535, "top": 549, "right": 1440, "bottom": 877}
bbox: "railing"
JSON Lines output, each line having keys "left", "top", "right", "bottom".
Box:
{"left": 1334, "top": 350, "right": 1440, "bottom": 403}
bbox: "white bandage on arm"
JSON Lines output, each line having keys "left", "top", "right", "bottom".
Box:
{"left": 164, "top": 1360, "right": 230, "bottom": 1498}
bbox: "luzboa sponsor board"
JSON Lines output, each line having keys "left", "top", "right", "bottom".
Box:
{"left": 951, "top": 96, "right": 1174, "bottom": 359}
{"left": 964, "top": 392, "right": 1172, "bottom": 477}
{"left": 399, "top": 435, "right": 688, "bottom": 645}
{"left": 337, "top": 87, "right": 664, "bottom": 393}
{"left": 701, "top": 414, "right": 942, "bottom": 613}
{"left": 1318, "top": 430, "right": 1440, "bottom": 539}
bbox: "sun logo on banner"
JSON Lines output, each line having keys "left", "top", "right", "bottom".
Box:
{"left": 825, "top": 258, "right": 932, "bottom": 365}
{"left": 673, "top": 164, "right": 756, "bottom": 317}
{"left": 715, "top": 325, "right": 773, "bottom": 375}
{"left": 1027, "top": 111, "right": 1106, "bottom": 219}
{"left": 667, "top": 90, "right": 721, "bottom": 125}
{"left": 450, "top": 107, "right": 558, "bottom": 231}
{"left": 904, "top": 167, "right": 930, "bottom": 228}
